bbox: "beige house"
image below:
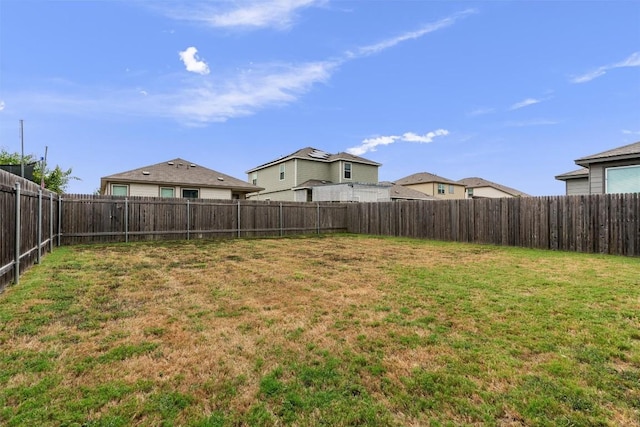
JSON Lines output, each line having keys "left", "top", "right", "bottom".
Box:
{"left": 457, "top": 177, "right": 530, "bottom": 198}
{"left": 101, "top": 158, "right": 262, "bottom": 199}
{"left": 246, "top": 147, "right": 380, "bottom": 201}
{"left": 393, "top": 172, "right": 466, "bottom": 200}
{"left": 556, "top": 141, "right": 640, "bottom": 195}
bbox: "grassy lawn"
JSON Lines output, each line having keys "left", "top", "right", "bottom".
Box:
{"left": 0, "top": 234, "right": 639, "bottom": 426}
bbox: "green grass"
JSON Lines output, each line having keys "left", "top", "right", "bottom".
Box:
{"left": 0, "top": 235, "right": 638, "bottom": 426}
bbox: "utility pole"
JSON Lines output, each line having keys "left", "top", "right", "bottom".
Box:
{"left": 40, "top": 146, "right": 48, "bottom": 189}
{"left": 20, "top": 119, "right": 24, "bottom": 178}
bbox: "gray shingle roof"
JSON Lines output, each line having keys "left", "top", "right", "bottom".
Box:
{"left": 246, "top": 147, "right": 380, "bottom": 173}
{"left": 575, "top": 141, "right": 640, "bottom": 166}
{"left": 554, "top": 168, "right": 589, "bottom": 181}
{"left": 101, "top": 158, "right": 262, "bottom": 192}
{"left": 393, "top": 172, "right": 460, "bottom": 186}
{"left": 457, "top": 177, "right": 530, "bottom": 197}
{"left": 379, "top": 182, "right": 436, "bottom": 200}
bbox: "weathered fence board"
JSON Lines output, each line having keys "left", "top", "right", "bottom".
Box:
{"left": 0, "top": 170, "right": 60, "bottom": 290}
{"left": 346, "top": 194, "right": 640, "bottom": 256}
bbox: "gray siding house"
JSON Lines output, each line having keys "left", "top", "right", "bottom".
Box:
{"left": 556, "top": 141, "right": 640, "bottom": 195}
{"left": 246, "top": 147, "right": 381, "bottom": 201}
{"left": 101, "top": 158, "right": 263, "bottom": 199}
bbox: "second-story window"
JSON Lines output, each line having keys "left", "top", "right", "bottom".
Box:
{"left": 437, "top": 183, "right": 445, "bottom": 194}
{"left": 344, "top": 162, "right": 352, "bottom": 180}
{"left": 252, "top": 172, "right": 257, "bottom": 185}
{"left": 279, "top": 164, "right": 285, "bottom": 180}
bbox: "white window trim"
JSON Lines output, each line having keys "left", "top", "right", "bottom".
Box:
{"left": 160, "top": 187, "right": 175, "bottom": 198}
{"left": 605, "top": 164, "right": 640, "bottom": 194}
{"left": 111, "top": 184, "right": 128, "bottom": 196}
{"left": 182, "top": 188, "right": 200, "bottom": 199}
{"left": 344, "top": 162, "right": 352, "bottom": 180}
{"left": 279, "top": 164, "right": 285, "bottom": 181}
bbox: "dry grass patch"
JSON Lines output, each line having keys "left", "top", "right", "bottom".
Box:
{"left": 1, "top": 234, "right": 639, "bottom": 426}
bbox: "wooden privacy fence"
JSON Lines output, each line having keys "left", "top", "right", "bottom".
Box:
{"left": 346, "top": 194, "right": 640, "bottom": 256}
{"left": 58, "top": 195, "right": 349, "bottom": 245}
{"left": 1, "top": 190, "right": 348, "bottom": 289}
{"left": 0, "top": 170, "right": 60, "bottom": 290}
{"left": 2, "top": 167, "right": 639, "bottom": 291}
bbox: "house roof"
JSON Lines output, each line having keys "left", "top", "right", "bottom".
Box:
{"left": 393, "top": 172, "right": 461, "bottom": 186}
{"left": 292, "top": 179, "right": 333, "bottom": 190}
{"left": 555, "top": 168, "right": 589, "bottom": 181}
{"left": 575, "top": 141, "right": 640, "bottom": 166}
{"left": 457, "top": 177, "right": 531, "bottom": 197}
{"left": 379, "top": 181, "right": 436, "bottom": 200}
{"left": 246, "top": 147, "right": 381, "bottom": 173}
{"left": 100, "top": 158, "right": 263, "bottom": 193}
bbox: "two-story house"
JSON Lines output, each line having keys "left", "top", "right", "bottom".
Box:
{"left": 246, "top": 147, "right": 381, "bottom": 201}
{"left": 393, "top": 172, "right": 466, "bottom": 200}
{"left": 555, "top": 141, "right": 640, "bottom": 195}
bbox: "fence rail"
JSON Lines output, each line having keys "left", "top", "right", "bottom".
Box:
{"left": 2, "top": 165, "right": 639, "bottom": 291}
{"left": 346, "top": 194, "right": 640, "bottom": 256}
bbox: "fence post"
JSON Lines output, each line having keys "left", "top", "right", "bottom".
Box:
{"left": 237, "top": 200, "right": 241, "bottom": 238}
{"left": 317, "top": 202, "right": 320, "bottom": 234}
{"left": 57, "top": 197, "right": 62, "bottom": 247}
{"left": 37, "top": 189, "right": 42, "bottom": 264}
{"left": 125, "top": 198, "right": 129, "bottom": 243}
{"left": 14, "top": 182, "right": 21, "bottom": 284}
{"left": 186, "top": 199, "right": 190, "bottom": 240}
{"left": 279, "top": 203, "right": 283, "bottom": 236}
{"left": 49, "top": 193, "right": 54, "bottom": 251}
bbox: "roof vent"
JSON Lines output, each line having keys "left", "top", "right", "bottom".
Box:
{"left": 167, "top": 161, "right": 174, "bottom": 165}
{"left": 142, "top": 171, "right": 150, "bottom": 175}
{"left": 190, "top": 163, "right": 196, "bottom": 167}
{"left": 309, "top": 149, "right": 330, "bottom": 159}
{"left": 217, "top": 177, "right": 224, "bottom": 181}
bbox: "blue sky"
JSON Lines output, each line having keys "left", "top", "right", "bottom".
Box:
{"left": 1, "top": 0, "right": 639, "bottom": 196}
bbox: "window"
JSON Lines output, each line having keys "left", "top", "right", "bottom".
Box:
{"left": 279, "top": 164, "right": 285, "bottom": 180}
{"left": 160, "top": 187, "right": 175, "bottom": 198}
{"left": 344, "top": 162, "right": 352, "bottom": 180}
{"left": 448, "top": 184, "right": 454, "bottom": 194}
{"left": 112, "top": 184, "right": 128, "bottom": 196}
{"left": 468, "top": 188, "right": 474, "bottom": 198}
{"left": 252, "top": 172, "right": 258, "bottom": 185}
{"left": 182, "top": 189, "right": 199, "bottom": 199}
{"left": 437, "top": 183, "right": 445, "bottom": 194}
{"left": 606, "top": 165, "right": 640, "bottom": 194}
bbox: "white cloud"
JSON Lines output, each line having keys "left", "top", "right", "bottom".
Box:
{"left": 622, "top": 129, "right": 640, "bottom": 135}
{"left": 10, "top": 9, "right": 476, "bottom": 125}
{"left": 468, "top": 107, "right": 494, "bottom": 117}
{"left": 165, "top": 0, "right": 324, "bottom": 30}
{"left": 503, "top": 119, "right": 559, "bottom": 127}
{"left": 179, "top": 47, "right": 210, "bottom": 75}
{"left": 169, "top": 60, "right": 337, "bottom": 124}
{"left": 571, "top": 51, "right": 640, "bottom": 83}
{"left": 351, "top": 9, "right": 477, "bottom": 58}
{"left": 0, "top": 100, "right": 5, "bottom": 111}
{"left": 509, "top": 98, "right": 541, "bottom": 110}
{"left": 347, "top": 129, "right": 449, "bottom": 156}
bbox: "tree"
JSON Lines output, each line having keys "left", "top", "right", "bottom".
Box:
{"left": 0, "top": 148, "right": 78, "bottom": 194}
